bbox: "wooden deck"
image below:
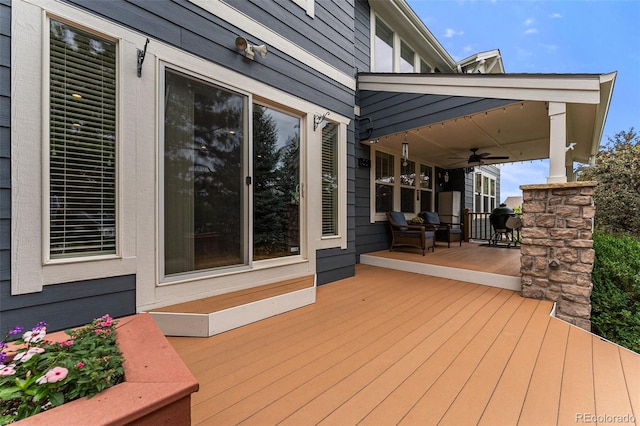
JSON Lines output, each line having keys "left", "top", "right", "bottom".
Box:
{"left": 168, "top": 264, "right": 639, "bottom": 426}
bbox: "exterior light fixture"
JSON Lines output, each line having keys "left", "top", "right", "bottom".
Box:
{"left": 401, "top": 133, "right": 409, "bottom": 167}
{"left": 235, "top": 36, "right": 267, "bottom": 60}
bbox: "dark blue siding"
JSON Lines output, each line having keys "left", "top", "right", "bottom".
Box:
{"left": 0, "top": 275, "right": 136, "bottom": 335}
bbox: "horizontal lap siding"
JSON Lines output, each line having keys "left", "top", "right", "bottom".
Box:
{"left": 0, "top": 0, "right": 13, "bottom": 329}
{"left": 0, "top": 276, "right": 136, "bottom": 335}
{"left": 353, "top": 0, "right": 383, "bottom": 260}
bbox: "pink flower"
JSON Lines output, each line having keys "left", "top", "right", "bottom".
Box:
{"left": 59, "top": 340, "right": 74, "bottom": 347}
{"left": 13, "top": 347, "right": 46, "bottom": 363}
{"left": 0, "top": 364, "right": 16, "bottom": 377}
{"left": 36, "top": 366, "right": 68, "bottom": 384}
{"left": 77, "top": 362, "right": 84, "bottom": 369}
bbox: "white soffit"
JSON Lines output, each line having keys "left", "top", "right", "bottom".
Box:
{"left": 359, "top": 73, "right": 616, "bottom": 104}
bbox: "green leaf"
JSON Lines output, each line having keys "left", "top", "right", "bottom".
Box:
{"left": 49, "top": 391, "right": 65, "bottom": 406}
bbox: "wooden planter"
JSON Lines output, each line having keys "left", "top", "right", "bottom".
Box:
{"left": 17, "top": 313, "right": 199, "bottom": 425}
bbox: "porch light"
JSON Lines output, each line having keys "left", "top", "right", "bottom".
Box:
{"left": 401, "top": 133, "right": 409, "bottom": 166}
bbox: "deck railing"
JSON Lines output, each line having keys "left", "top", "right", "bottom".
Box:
{"left": 463, "top": 209, "right": 523, "bottom": 244}
{"left": 463, "top": 209, "right": 492, "bottom": 241}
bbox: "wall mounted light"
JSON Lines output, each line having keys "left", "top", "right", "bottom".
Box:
{"left": 235, "top": 36, "right": 268, "bottom": 60}
{"left": 401, "top": 133, "right": 409, "bottom": 167}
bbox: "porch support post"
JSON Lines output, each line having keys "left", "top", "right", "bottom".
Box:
{"left": 547, "top": 102, "right": 568, "bottom": 184}
{"left": 519, "top": 182, "right": 596, "bottom": 331}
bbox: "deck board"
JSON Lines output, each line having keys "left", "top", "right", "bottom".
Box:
{"left": 167, "top": 264, "right": 640, "bottom": 426}
{"left": 557, "top": 326, "right": 596, "bottom": 424}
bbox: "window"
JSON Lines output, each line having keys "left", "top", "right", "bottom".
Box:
{"left": 163, "top": 68, "right": 248, "bottom": 275}
{"left": 321, "top": 122, "right": 338, "bottom": 236}
{"left": 374, "top": 150, "right": 433, "bottom": 218}
{"left": 474, "top": 172, "right": 496, "bottom": 213}
{"left": 253, "top": 105, "right": 301, "bottom": 259}
{"left": 400, "top": 41, "right": 414, "bottom": 73}
{"left": 420, "top": 59, "right": 432, "bottom": 74}
{"left": 400, "top": 159, "right": 415, "bottom": 213}
{"left": 375, "top": 151, "right": 394, "bottom": 213}
{"left": 374, "top": 17, "right": 393, "bottom": 72}
{"left": 49, "top": 20, "right": 117, "bottom": 259}
{"left": 419, "top": 164, "right": 433, "bottom": 211}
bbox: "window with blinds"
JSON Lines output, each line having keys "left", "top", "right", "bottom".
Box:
{"left": 49, "top": 20, "right": 117, "bottom": 258}
{"left": 321, "top": 122, "right": 338, "bottom": 236}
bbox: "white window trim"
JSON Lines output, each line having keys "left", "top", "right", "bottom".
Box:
{"left": 290, "top": 0, "right": 315, "bottom": 17}
{"left": 370, "top": 147, "right": 434, "bottom": 223}
{"left": 371, "top": 13, "right": 433, "bottom": 74}
{"left": 316, "top": 119, "right": 347, "bottom": 250}
{"left": 473, "top": 170, "right": 498, "bottom": 213}
{"left": 11, "top": 0, "right": 141, "bottom": 295}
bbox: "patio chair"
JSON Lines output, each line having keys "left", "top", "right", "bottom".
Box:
{"left": 386, "top": 211, "right": 436, "bottom": 256}
{"left": 419, "top": 211, "right": 463, "bottom": 248}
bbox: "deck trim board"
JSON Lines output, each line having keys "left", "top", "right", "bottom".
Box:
{"left": 151, "top": 275, "right": 315, "bottom": 314}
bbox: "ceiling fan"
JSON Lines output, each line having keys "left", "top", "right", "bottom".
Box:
{"left": 456, "top": 148, "right": 510, "bottom": 165}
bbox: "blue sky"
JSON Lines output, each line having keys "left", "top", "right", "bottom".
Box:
{"left": 406, "top": 0, "right": 640, "bottom": 201}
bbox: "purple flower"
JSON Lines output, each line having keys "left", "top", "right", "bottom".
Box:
{"left": 9, "top": 326, "right": 24, "bottom": 335}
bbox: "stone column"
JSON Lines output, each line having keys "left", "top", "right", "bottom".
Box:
{"left": 519, "top": 182, "right": 596, "bottom": 331}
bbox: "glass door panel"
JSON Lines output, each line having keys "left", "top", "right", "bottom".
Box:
{"left": 252, "top": 105, "right": 300, "bottom": 260}
{"left": 164, "top": 69, "right": 246, "bottom": 275}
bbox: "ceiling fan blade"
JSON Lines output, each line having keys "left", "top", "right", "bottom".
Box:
{"left": 483, "top": 156, "right": 509, "bottom": 160}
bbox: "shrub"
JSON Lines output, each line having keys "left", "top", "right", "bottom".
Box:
{"left": 591, "top": 231, "right": 640, "bottom": 353}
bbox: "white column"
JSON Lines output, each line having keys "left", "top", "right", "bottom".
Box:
{"left": 547, "top": 102, "right": 568, "bottom": 183}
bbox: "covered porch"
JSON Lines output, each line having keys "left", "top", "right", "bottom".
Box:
{"left": 167, "top": 262, "right": 639, "bottom": 425}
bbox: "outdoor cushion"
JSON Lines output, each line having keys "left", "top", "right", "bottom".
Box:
{"left": 389, "top": 211, "right": 409, "bottom": 230}
{"left": 422, "top": 211, "right": 440, "bottom": 225}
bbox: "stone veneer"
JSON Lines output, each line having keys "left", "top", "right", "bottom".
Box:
{"left": 519, "top": 182, "right": 596, "bottom": 331}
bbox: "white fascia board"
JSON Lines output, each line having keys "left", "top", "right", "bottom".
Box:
{"left": 591, "top": 71, "right": 617, "bottom": 155}
{"left": 188, "top": 0, "right": 354, "bottom": 90}
{"left": 358, "top": 74, "right": 605, "bottom": 104}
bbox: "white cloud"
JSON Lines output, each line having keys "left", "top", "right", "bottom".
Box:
{"left": 524, "top": 18, "right": 535, "bottom": 26}
{"left": 539, "top": 43, "right": 559, "bottom": 53}
{"left": 550, "top": 13, "right": 562, "bottom": 19}
{"left": 443, "top": 28, "right": 464, "bottom": 38}
{"left": 524, "top": 28, "right": 539, "bottom": 35}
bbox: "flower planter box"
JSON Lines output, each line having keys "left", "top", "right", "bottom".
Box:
{"left": 16, "top": 313, "right": 199, "bottom": 425}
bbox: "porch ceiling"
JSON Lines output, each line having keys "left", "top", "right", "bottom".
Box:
{"left": 358, "top": 73, "right": 616, "bottom": 170}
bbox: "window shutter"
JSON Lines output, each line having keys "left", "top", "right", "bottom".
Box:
{"left": 321, "top": 123, "right": 338, "bottom": 236}
{"left": 49, "top": 20, "right": 117, "bottom": 258}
